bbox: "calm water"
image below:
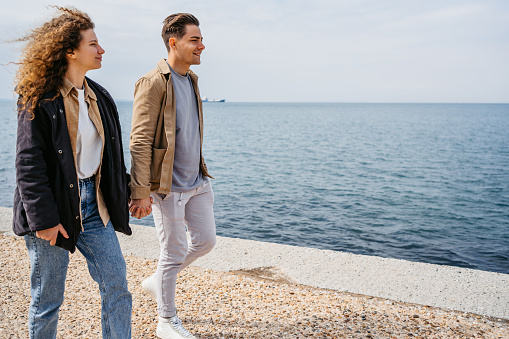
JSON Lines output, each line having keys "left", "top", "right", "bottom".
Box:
{"left": 1, "top": 101, "right": 508, "bottom": 274}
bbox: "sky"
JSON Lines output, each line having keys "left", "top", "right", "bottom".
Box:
{"left": 1, "top": 0, "right": 508, "bottom": 103}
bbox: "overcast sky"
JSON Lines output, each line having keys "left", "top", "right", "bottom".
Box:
{"left": 1, "top": 0, "right": 508, "bottom": 102}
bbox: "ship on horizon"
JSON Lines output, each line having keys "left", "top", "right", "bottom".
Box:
{"left": 202, "top": 97, "right": 225, "bottom": 102}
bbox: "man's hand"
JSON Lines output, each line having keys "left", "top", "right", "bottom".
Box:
{"left": 36, "top": 223, "right": 69, "bottom": 246}
{"left": 129, "top": 197, "right": 153, "bottom": 219}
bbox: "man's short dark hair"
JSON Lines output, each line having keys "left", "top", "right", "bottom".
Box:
{"left": 161, "top": 13, "right": 200, "bottom": 52}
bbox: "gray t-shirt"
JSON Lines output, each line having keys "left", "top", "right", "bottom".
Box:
{"left": 169, "top": 66, "right": 203, "bottom": 192}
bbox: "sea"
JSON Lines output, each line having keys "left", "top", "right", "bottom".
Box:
{"left": 1, "top": 101, "right": 508, "bottom": 274}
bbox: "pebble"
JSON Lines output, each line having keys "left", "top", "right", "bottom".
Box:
{"left": 0, "top": 234, "right": 507, "bottom": 338}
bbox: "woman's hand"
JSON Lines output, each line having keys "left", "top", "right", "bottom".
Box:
{"left": 129, "top": 197, "right": 153, "bottom": 219}
{"left": 36, "top": 223, "right": 69, "bottom": 246}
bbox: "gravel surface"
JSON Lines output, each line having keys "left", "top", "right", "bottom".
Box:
{"left": 2, "top": 206, "right": 508, "bottom": 321}
{"left": 1, "top": 234, "right": 507, "bottom": 338}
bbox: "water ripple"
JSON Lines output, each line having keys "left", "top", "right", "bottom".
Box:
{"left": 1, "top": 101, "right": 508, "bottom": 274}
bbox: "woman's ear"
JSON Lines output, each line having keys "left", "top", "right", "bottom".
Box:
{"left": 66, "top": 49, "right": 76, "bottom": 60}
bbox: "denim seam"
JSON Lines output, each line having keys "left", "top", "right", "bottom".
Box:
{"left": 79, "top": 235, "right": 111, "bottom": 338}
{"left": 30, "top": 234, "right": 40, "bottom": 338}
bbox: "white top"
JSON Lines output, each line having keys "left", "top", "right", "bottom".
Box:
{"left": 76, "top": 88, "right": 102, "bottom": 179}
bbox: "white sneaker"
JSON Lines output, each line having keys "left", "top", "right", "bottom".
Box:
{"left": 141, "top": 274, "right": 157, "bottom": 299}
{"left": 157, "top": 316, "right": 197, "bottom": 339}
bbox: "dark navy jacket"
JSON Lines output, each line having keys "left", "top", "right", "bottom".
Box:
{"left": 13, "top": 77, "right": 132, "bottom": 252}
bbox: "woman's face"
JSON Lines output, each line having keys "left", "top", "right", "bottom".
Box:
{"left": 68, "top": 29, "right": 105, "bottom": 72}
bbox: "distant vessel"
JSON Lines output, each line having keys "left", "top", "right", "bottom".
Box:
{"left": 202, "top": 97, "right": 225, "bottom": 102}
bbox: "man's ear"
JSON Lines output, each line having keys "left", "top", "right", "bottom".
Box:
{"left": 169, "top": 37, "right": 177, "bottom": 49}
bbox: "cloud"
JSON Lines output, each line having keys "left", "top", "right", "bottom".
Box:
{"left": 383, "top": 3, "right": 485, "bottom": 29}
{"left": 1, "top": 0, "right": 508, "bottom": 102}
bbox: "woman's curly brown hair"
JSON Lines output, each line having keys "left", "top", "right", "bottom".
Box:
{"left": 14, "top": 6, "right": 94, "bottom": 115}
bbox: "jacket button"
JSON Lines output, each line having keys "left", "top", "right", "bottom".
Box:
{"left": 53, "top": 115, "right": 56, "bottom": 119}
{"left": 70, "top": 184, "right": 74, "bottom": 188}
{"left": 59, "top": 109, "right": 63, "bottom": 113}
{"left": 58, "top": 150, "right": 63, "bottom": 154}
{"left": 75, "top": 216, "right": 79, "bottom": 220}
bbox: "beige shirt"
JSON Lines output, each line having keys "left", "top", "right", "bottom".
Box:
{"left": 59, "top": 77, "right": 110, "bottom": 227}
{"left": 129, "top": 59, "right": 212, "bottom": 200}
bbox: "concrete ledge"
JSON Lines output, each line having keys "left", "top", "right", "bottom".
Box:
{"left": 1, "top": 206, "right": 507, "bottom": 319}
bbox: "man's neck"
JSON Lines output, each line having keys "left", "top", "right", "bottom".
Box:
{"left": 167, "top": 54, "right": 189, "bottom": 76}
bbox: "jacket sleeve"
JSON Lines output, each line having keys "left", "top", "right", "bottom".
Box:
{"left": 16, "top": 107, "right": 61, "bottom": 231}
{"left": 129, "top": 76, "right": 165, "bottom": 199}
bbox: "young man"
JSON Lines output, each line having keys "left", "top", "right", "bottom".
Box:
{"left": 129, "top": 13, "right": 216, "bottom": 339}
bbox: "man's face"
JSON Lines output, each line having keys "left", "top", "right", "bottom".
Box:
{"left": 171, "top": 24, "right": 205, "bottom": 66}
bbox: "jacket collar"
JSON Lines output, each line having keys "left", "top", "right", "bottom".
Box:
{"left": 59, "top": 77, "right": 97, "bottom": 102}
{"left": 157, "top": 58, "right": 199, "bottom": 82}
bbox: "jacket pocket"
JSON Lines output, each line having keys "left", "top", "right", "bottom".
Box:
{"left": 150, "top": 148, "right": 166, "bottom": 183}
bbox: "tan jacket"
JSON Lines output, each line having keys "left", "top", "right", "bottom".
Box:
{"left": 60, "top": 77, "right": 110, "bottom": 227}
{"left": 129, "top": 59, "right": 212, "bottom": 199}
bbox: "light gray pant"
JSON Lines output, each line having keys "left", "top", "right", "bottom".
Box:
{"left": 150, "top": 180, "right": 216, "bottom": 318}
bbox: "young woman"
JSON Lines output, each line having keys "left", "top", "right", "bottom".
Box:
{"left": 13, "top": 7, "right": 132, "bottom": 338}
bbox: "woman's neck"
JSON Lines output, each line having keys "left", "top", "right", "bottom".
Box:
{"left": 65, "top": 68, "right": 86, "bottom": 89}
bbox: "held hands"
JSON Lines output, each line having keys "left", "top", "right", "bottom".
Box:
{"left": 36, "top": 223, "right": 69, "bottom": 246}
{"left": 129, "top": 197, "right": 154, "bottom": 219}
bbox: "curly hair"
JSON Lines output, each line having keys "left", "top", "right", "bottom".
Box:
{"left": 14, "top": 6, "right": 94, "bottom": 116}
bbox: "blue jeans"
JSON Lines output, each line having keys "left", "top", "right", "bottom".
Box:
{"left": 24, "top": 177, "right": 132, "bottom": 339}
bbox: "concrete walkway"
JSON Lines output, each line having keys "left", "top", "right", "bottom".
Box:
{"left": 1, "top": 206, "right": 507, "bottom": 320}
